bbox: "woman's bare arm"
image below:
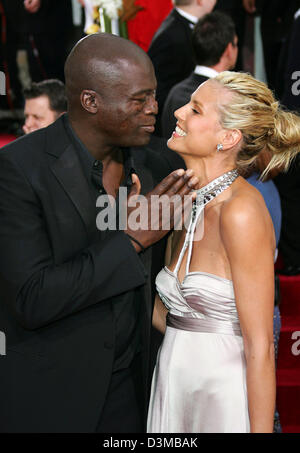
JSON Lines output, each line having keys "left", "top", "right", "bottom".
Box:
{"left": 152, "top": 293, "right": 168, "bottom": 334}
{"left": 152, "top": 234, "right": 174, "bottom": 334}
{"left": 221, "top": 193, "right": 276, "bottom": 433}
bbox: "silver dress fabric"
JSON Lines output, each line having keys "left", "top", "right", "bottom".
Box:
{"left": 147, "top": 171, "right": 250, "bottom": 433}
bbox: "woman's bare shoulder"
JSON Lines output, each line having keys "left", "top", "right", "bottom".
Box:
{"left": 220, "top": 178, "right": 274, "bottom": 245}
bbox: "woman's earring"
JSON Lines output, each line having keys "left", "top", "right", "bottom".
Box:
{"left": 217, "top": 143, "right": 223, "bottom": 152}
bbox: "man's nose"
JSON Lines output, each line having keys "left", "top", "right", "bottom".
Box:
{"left": 145, "top": 96, "right": 158, "bottom": 115}
{"left": 25, "top": 116, "right": 34, "bottom": 130}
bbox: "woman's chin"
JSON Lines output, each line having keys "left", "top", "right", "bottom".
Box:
{"left": 167, "top": 136, "right": 180, "bottom": 151}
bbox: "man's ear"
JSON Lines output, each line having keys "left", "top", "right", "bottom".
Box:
{"left": 222, "top": 129, "right": 242, "bottom": 150}
{"left": 222, "top": 42, "right": 233, "bottom": 61}
{"left": 80, "top": 90, "right": 99, "bottom": 114}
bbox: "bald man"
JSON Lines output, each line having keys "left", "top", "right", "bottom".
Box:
{"left": 0, "top": 33, "right": 197, "bottom": 433}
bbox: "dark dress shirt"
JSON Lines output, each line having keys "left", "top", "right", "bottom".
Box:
{"left": 66, "top": 119, "right": 142, "bottom": 371}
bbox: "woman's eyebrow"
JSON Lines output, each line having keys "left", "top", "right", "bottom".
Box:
{"left": 191, "top": 98, "right": 203, "bottom": 109}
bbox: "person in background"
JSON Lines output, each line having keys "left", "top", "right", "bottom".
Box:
{"left": 281, "top": 8, "right": 300, "bottom": 113}
{"left": 148, "top": 0, "right": 216, "bottom": 136}
{"left": 242, "top": 0, "right": 300, "bottom": 98}
{"left": 161, "top": 11, "right": 238, "bottom": 139}
{"left": 214, "top": 0, "right": 246, "bottom": 70}
{"left": 23, "top": 0, "right": 74, "bottom": 82}
{"left": 23, "top": 79, "right": 67, "bottom": 134}
{"left": 0, "top": 0, "right": 72, "bottom": 111}
{"left": 274, "top": 9, "right": 300, "bottom": 275}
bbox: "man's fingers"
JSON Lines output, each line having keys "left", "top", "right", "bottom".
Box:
{"left": 151, "top": 169, "right": 199, "bottom": 198}
{"left": 164, "top": 169, "right": 199, "bottom": 197}
{"left": 176, "top": 176, "right": 199, "bottom": 198}
{"left": 128, "top": 173, "right": 141, "bottom": 200}
{"left": 150, "top": 169, "right": 185, "bottom": 196}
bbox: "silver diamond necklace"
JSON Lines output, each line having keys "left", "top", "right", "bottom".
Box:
{"left": 192, "top": 169, "right": 239, "bottom": 221}
{"left": 174, "top": 168, "right": 239, "bottom": 276}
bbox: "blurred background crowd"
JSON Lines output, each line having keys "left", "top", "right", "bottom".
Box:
{"left": 1, "top": 0, "right": 300, "bottom": 129}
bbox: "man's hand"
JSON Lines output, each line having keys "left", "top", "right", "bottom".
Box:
{"left": 243, "top": 0, "right": 256, "bottom": 14}
{"left": 24, "top": 0, "right": 41, "bottom": 14}
{"left": 125, "top": 169, "right": 199, "bottom": 252}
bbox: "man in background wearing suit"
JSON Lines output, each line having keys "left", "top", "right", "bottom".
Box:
{"left": 148, "top": 0, "right": 216, "bottom": 135}
{"left": 0, "top": 33, "right": 198, "bottom": 433}
{"left": 162, "top": 11, "right": 238, "bottom": 139}
{"left": 274, "top": 10, "right": 300, "bottom": 275}
{"left": 215, "top": 0, "right": 246, "bottom": 70}
{"left": 243, "top": 0, "right": 300, "bottom": 97}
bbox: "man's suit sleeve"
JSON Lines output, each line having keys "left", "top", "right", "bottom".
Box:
{"left": 0, "top": 152, "right": 147, "bottom": 330}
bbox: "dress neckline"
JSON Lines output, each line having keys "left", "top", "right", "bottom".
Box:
{"left": 164, "top": 266, "right": 233, "bottom": 286}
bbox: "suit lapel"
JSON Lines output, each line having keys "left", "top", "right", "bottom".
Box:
{"left": 46, "top": 118, "right": 96, "bottom": 236}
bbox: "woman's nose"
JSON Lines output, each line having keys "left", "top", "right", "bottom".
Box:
{"left": 174, "top": 103, "right": 187, "bottom": 122}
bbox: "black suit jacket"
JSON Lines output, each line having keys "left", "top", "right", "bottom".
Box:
{"left": 281, "top": 14, "right": 300, "bottom": 111}
{"left": 2, "top": 0, "right": 72, "bottom": 35}
{"left": 162, "top": 73, "right": 208, "bottom": 140}
{"left": 148, "top": 9, "right": 195, "bottom": 133}
{"left": 0, "top": 115, "right": 173, "bottom": 432}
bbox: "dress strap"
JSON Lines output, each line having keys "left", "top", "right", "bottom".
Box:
{"left": 173, "top": 203, "right": 204, "bottom": 276}
{"left": 173, "top": 169, "right": 239, "bottom": 278}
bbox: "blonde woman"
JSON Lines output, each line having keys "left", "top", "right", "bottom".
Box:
{"left": 147, "top": 71, "right": 300, "bottom": 433}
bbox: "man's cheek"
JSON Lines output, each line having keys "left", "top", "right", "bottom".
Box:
{"left": 118, "top": 120, "right": 130, "bottom": 132}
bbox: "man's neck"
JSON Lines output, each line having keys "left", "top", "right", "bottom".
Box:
{"left": 68, "top": 115, "right": 125, "bottom": 198}
{"left": 212, "top": 56, "right": 233, "bottom": 74}
{"left": 69, "top": 116, "right": 120, "bottom": 164}
{"left": 175, "top": 7, "right": 198, "bottom": 24}
{"left": 194, "top": 58, "right": 233, "bottom": 77}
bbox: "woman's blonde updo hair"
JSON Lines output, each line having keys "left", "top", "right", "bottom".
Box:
{"left": 212, "top": 71, "right": 300, "bottom": 177}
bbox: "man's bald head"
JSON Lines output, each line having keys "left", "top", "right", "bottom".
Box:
{"left": 64, "top": 33, "right": 157, "bottom": 149}
{"left": 64, "top": 33, "right": 152, "bottom": 110}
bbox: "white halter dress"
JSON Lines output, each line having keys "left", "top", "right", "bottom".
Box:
{"left": 147, "top": 170, "right": 250, "bottom": 433}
